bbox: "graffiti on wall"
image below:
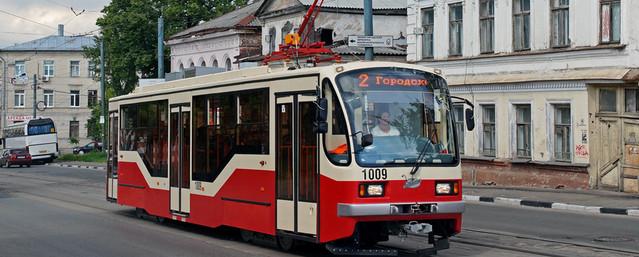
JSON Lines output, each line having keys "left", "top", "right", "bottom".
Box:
{"left": 575, "top": 144, "right": 589, "bottom": 158}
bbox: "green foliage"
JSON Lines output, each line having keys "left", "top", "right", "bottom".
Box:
{"left": 69, "top": 137, "right": 79, "bottom": 145}
{"left": 58, "top": 152, "right": 107, "bottom": 163}
{"left": 86, "top": 102, "right": 103, "bottom": 141}
{"left": 84, "top": 0, "right": 249, "bottom": 96}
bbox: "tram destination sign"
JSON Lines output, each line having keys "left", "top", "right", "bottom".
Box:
{"left": 348, "top": 35, "right": 394, "bottom": 48}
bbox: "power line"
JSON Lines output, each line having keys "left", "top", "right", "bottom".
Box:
{"left": 0, "top": 9, "right": 57, "bottom": 31}
{"left": 0, "top": 31, "right": 51, "bottom": 36}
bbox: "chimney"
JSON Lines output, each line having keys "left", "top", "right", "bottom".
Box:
{"left": 58, "top": 24, "right": 64, "bottom": 36}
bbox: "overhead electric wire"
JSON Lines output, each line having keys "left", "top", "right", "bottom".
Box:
{"left": 0, "top": 9, "right": 58, "bottom": 31}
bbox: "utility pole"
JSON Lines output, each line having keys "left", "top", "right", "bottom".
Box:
{"left": 0, "top": 56, "right": 6, "bottom": 133}
{"left": 100, "top": 39, "right": 106, "bottom": 150}
{"left": 364, "top": 0, "right": 374, "bottom": 61}
{"left": 157, "top": 15, "right": 164, "bottom": 79}
{"left": 32, "top": 74, "right": 37, "bottom": 118}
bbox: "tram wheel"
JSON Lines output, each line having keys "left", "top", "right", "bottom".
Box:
{"left": 277, "top": 235, "right": 296, "bottom": 251}
{"left": 240, "top": 230, "right": 253, "bottom": 243}
{"left": 135, "top": 208, "right": 145, "bottom": 219}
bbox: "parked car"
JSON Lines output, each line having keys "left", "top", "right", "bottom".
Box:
{"left": 0, "top": 149, "right": 32, "bottom": 168}
{"left": 73, "top": 141, "right": 103, "bottom": 154}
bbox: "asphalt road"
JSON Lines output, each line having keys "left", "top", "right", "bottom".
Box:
{"left": 0, "top": 165, "right": 638, "bottom": 257}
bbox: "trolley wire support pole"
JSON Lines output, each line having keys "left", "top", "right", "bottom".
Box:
{"left": 0, "top": 56, "right": 6, "bottom": 132}
{"left": 364, "top": 0, "right": 374, "bottom": 61}
{"left": 100, "top": 39, "right": 107, "bottom": 152}
{"left": 157, "top": 15, "right": 164, "bottom": 79}
{"left": 32, "top": 74, "right": 37, "bottom": 118}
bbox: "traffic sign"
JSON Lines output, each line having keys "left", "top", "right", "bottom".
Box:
{"left": 348, "top": 35, "right": 394, "bottom": 48}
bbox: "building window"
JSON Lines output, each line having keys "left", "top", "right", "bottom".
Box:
{"left": 88, "top": 61, "right": 95, "bottom": 78}
{"left": 453, "top": 105, "right": 465, "bottom": 154}
{"left": 69, "top": 120, "right": 79, "bottom": 139}
{"left": 268, "top": 27, "right": 276, "bottom": 53}
{"left": 14, "top": 90, "right": 25, "bottom": 107}
{"left": 70, "top": 61, "right": 80, "bottom": 77}
{"left": 479, "top": 0, "right": 495, "bottom": 54}
{"left": 44, "top": 90, "right": 54, "bottom": 107}
{"left": 513, "top": 0, "right": 531, "bottom": 50}
{"left": 70, "top": 90, "right": 80, "bottom": 107}
{"left": 449, "top": 3, "right": 463, "bottom": 56}
{"left": 553, "top": 104, "right": 571, "bottom": 161}
{"left": 15, "top": 61, "right": 25, "bottom": 77}
{"left": 421, "top": 8, "right": 434, "bottom": 59}
{"left": 599, "top": 88, "right": 617, "bottom": 112}
{"left": 225, "top": 58, "right": 232, "bottom": 71}
{"left": 88, "top": 90, "right": 97, "bottom": 107}
{"left": 482, "top": 104, "right": 496, "bottom": 156}
{"left": 200, "top": 60, "right": 206, "bottom": 67}
{"left": 601, "top": 0, "right": 621, "bottom": 44}
{"left": 625, "top": 89, "right": 639, "bottom": 113}
{"left": 212, "top": 59, "right": 218, "bottom": 68}
{"left": 515, "top": 104, "right": 531, "bottom": 158}
{"left": 551, "top": 0, "right": 570, "bottom": 47}
{"left": 44, "top": 60, "right": 55, "bottom": 77}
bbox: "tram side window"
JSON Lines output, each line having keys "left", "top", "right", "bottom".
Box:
{"left": 120, "top": 101, "right": 168, "bottom": 177}
{"left": 323, "top": 81, "right": 350, "bottom": 165}
{"left": 192, "top": 88, "right": 269, "bottom": 183}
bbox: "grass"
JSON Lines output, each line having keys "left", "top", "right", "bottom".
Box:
{"left": 58, "top": 151, "right": 107, "bottom": 163}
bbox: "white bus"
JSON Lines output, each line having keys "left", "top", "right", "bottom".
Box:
{"left": 2, "top": 118, "right": 59, "bottom": 162}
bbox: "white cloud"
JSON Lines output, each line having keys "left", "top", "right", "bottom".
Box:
{"left": 0, "top": 0, "right": 110, "bottom": 48}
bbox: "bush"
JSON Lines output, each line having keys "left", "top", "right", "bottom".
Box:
{"left": 58, "top": 151, "right": 107, "bottom": 163}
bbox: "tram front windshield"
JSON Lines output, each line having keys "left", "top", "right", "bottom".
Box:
{"left": 336, "top": 67, "right": 458, "bottom": 166}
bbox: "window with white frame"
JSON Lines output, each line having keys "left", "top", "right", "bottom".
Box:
{"left": 70, "top": 61, "right": 80, "bottom": 77}
{"left": 553, "top": 104, "right": 571, "bottom": 161}
{"left": 515, "top": 104, "right": 531, "bottom": 158}
{"left": 44, "top": 90, "right": 54, "bottom": 107}
{"left": 453, "top": 104, "right": 465, "bottom": 154}
{"left": 44, "top": 60, "right": 55, "bottom": 77}
{"left": 88, "top": 90, "right": 97, "bottom": 107}
{"left": 70, "top": 90, "right": 80, "bottom": 107}
{"left": 449, "top": 3, "right": 463, "bottom": 56}
{"left": 479, "top": 0, "right": 495, "bottom": 54}
{"left": 600, "top": 0, "right": 621, "bottom": 44}
{"left": 88, "top": 61, "right": 96, "bottom": 78}
{"left": 268, "top": 27, "right": 276, "bottom": 53}
{"left": 15, "top": 61, "right": 25, "bottom": 77}
{"left": 551, "top": 0, "right": 570, "bottom": 47}
{"left": 513, "top": 0, "right": 531, "bottom": 50}
{"left": 421, "top": 8, "right": 434, "bottom": 59}
{"left": 14, "top": 90, "right": 25, "bottom": 107}
{"left": 482, "top": 104, "right": 496, "bottom": 156}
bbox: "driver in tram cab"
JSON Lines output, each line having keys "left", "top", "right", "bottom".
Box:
{"left": 371, "top": 112, "right": 400, "bottom": 137}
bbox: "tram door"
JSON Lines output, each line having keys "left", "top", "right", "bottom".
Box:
{"left": 106, "top": 112, "right": 118, "bottom": 201}
{"left": 276, "top": 93, "right": 319, "bottom": 236}
{"left": 170, "top": 105, "right": 191, "bottom": 215}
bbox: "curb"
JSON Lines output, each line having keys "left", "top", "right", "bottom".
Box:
{"left": 463, "top": 195, "right": 639, "bottom": 217}
{"left": 46, "top": 163, "right": 106, "bottom": 171}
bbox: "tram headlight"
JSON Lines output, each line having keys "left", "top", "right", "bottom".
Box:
{"left": 435, "top": 181, "right": 459, "bottom": 195}
{"left": 359, "top": 183, "right": 385, "bottom": 197}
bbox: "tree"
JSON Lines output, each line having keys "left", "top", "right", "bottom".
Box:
{"left": 84, "top": 0, "right": 248, "bottom": 96}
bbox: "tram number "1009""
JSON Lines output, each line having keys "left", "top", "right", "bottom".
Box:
{"left": 362, "top": 168, "right": 388, "bottom": 180}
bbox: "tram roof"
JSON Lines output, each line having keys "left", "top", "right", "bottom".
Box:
{"left": 110, "top": 61, "right": 442, "bottom": 102}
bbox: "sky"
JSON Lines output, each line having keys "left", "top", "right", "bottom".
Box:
{"left": 0, "top": 0, "right": 110, "bottom": 48}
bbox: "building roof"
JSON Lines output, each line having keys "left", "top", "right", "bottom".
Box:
{"left": 2, "top": 35, "right": 95, "bottom": 51}
{"left": 170, "top": 1, "right": 263, "bottom": 40}
{"left": 297, "top": 0, "right": 407, "bottom": 10}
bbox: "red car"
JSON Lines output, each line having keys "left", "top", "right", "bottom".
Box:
{"left": 0, "top": 149, "right": 32, "bottom": 168}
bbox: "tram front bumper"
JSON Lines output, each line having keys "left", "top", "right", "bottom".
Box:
{"left": 337, "top": 201, "right": 465, "bottom": 217}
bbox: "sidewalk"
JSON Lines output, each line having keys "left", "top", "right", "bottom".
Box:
{"left": 464, "top": 185, "right": 639, "bottom": 217}
{"left": 46, "top": 161, "right": 106, "bottom": 171}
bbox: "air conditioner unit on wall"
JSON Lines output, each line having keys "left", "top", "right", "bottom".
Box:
{"left": 41, "top": 76, "right": 50, "bottom": 82}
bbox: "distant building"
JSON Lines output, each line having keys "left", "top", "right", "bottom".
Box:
{"left": 255, "top": 0, "right": 408, "bottom": 62}
{"left": 0, "top": 24, "right": 99, "bottom": 152}
{"left": 167, "top": 1, "right": 263, "bottom": 72}
{"left": 406, "top": 0, "right": 639, "bottom": 193}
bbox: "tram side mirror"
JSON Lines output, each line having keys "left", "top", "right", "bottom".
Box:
{"left": 361, "top": 134, "right": 373, "bottom": 147}
{"left": 315, "top": 98, "right": 328, "bottom": 134}
{"left": 465, "top": 109, "right": 475, "bottom": 131}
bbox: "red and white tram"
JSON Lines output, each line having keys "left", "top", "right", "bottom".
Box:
{"left": 106, "top": 61, "right": 475, "bottom": 254}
